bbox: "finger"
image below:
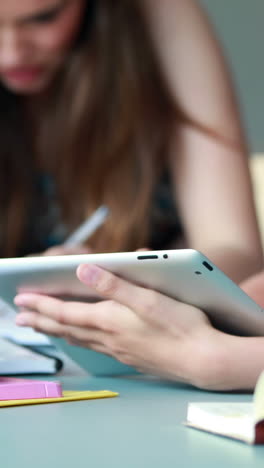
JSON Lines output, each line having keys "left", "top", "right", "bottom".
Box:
{"left": 43, "top": 245, "right": 92, "bottom": 256}
{"left": 240, "top": 271, "right": 264, "bottom": 308}
{"left": 66, "top": 337, "right": 110, "bottom": 355}
{"left": 86, "top": 343, "right": 111, "bottom": 355}
{"left": 14, "top": 293, "right": 103, "bottom": 329}
{"left": 16, "top": 311, "right": 71, "bottom": 337}
{"left": 16, "top": 310, "right": 107, "bottom": 345}
{"left": 76, "top": 264, "right": 179, "bottom": 320}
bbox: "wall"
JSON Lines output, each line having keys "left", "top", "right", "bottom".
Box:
{"left": 200, "top": 0, "right": 264, "bottom": 152}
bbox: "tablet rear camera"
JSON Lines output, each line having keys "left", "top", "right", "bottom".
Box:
{"left": 202, "top": 261, "right": 213, "bottom": 272}
{"left": 163, "top": 254, "right": 168, "bottom": 259}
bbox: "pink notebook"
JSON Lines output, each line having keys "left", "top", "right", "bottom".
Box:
{"left": 0, "top": 377, "right": 62, "bottom": 400}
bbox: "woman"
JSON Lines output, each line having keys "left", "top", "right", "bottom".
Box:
{"left": 2, "top": 0, "right": 263, "bottom": 389}
{"left": 0, "top": 0, "right": 261, "bottom": 281}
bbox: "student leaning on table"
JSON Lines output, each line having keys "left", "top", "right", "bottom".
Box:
{"left": 1, "top": 0, "right": 263, "bottom": 390}
{"left": 0, "top": 0, "right": 262, "bottom": 283}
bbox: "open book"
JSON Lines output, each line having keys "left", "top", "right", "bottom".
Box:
{"left": 185, "top": 372, "right": 264, "bottom": 444}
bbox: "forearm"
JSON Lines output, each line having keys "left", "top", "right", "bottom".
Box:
{"left": 199, "top": 245, "right": 263, "bottom": 284}
{"left": 190, "top": 330, "right": 264, "bottom": 391}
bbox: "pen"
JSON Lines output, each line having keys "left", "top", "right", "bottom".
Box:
{"left": 64, "top": 205, "right": 109, "bottom": 247}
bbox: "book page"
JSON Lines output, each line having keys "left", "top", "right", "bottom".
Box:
{"left": 186, "top": 372, "right": 264, "bottom": 444}
{"left": 254, "top": 372, "right": 264, "bottom": 422}
{"left": 254, "top": 372, "right": 264, "bottom": 444}
{"left": 186, "top": 402, "right": 255, "bottom": 443}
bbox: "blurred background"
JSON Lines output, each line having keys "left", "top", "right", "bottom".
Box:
{"left": 201, "top": 0, "right": 264, "bottom": 153}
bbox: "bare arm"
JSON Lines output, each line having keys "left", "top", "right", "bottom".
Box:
{"left": 142, "top": 0, "right": 263, "bottom": 282}
{"left": 206, "top": 334, "right": 264, "bottom": 391}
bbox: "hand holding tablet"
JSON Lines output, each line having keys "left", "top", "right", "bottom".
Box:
{"left": 1, "top": 249, "right": 264, "bottom": 386}
{"left": 0, "top": 249, "right": 262, "bottom": 335}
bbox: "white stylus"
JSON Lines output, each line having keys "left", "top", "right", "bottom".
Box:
{"left": 64, "top": 205, "right": 109, "bottom": 247}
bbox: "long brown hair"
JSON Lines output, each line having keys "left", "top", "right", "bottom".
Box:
{"left": 1, "top": 0, "right": 178, "bottom": 256}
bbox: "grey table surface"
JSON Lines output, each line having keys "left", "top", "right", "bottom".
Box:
{"left": 0, "top": 373, "right": 263, "bottom": 468}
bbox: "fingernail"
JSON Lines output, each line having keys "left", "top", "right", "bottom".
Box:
{"left": 14, "top": 295, "right": 29, "bottom": 307}
{"left": 78, "top": 264, "right": 102, "bottom": 284}
{"left": 16, "top": 315, "right": 28, "bottom": 326}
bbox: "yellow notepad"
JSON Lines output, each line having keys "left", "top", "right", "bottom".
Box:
{"left": 0, "top": 390, "right": 118, "bottom": 408}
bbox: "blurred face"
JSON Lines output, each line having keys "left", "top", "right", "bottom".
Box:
{"left": 0, "top": 0, "right": 86, "bottom": 94}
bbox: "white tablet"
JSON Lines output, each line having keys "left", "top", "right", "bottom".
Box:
{"left": 0, "top": 248, "right": 263, "bottom": 334}
{"left": 0, "top": 249, "right": 263, "bottom": 375}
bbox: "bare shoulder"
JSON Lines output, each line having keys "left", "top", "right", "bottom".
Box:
{"left": 141, "top": 0, "right": 217, "bottom": 41}
{"left": 141, "top": 0, "right": 242, "bottom": 140}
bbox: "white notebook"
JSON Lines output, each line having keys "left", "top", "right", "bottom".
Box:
{"left": 0, "top": 337, "right": 62, "bottom": 375}
{"left": 0, "top": 297, "right": 51, "bottom": 346}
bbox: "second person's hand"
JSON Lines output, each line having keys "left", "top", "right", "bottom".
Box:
{"left": 42, "top": 244, "right": 93, "bottom": 256}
